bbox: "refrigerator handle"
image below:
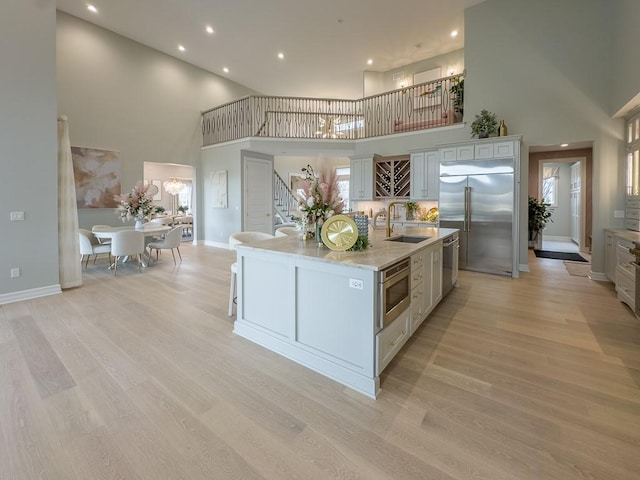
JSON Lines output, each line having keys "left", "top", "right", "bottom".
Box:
{"left": 464, "top": 186, "right": 471, "bottom": 232}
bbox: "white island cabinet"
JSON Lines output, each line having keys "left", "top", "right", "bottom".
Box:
{"left": 234, "top": 227, "right": 458, "bottom": 398}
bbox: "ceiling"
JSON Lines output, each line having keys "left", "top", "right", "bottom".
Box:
{"left": 56, "top": 0, "right": 485, "bottom": 99}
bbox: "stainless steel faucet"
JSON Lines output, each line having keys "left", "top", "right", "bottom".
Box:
{"left": 386, "top": 201, "right": 408, "bottom": 237}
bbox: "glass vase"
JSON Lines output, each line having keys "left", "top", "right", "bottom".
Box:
{"left": 135, "top": 217, "right": 145, "bottom": 230}
{"left": 315, "top": 222, "right": 323, "bottom": 246}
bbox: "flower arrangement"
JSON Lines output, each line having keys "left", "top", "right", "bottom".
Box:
{"left": 114, "top": 181, "right": 157, "bottom": 222}
{"left": 295, "top": 163, "right": 344, "bottom": 235}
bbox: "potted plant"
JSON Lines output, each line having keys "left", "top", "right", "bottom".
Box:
{"left": 470, "top": 109, "right": 498, "bottom": 138}
{"left": 528, "top": 196, "right": 553, "bottom": 249}
{"left": 449, "top": 77, "right": 464, "bottom": 122}
{"left": 177, "top": 204, "right": 188, "bottom": 214}
{"left": 405, "top": 201, "right": 420, "bottom": 220}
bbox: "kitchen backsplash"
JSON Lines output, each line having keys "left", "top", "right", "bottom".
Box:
{"left": 352, "top": 199, "right": 438, "bottom": 221}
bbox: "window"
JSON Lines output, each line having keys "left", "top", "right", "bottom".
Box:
{"left": 336, "top": 166, "right": 350, "bottom": 211}
{"left": 626, "top": 112, "right": 640, "bottom": 196}
{"left": 542, "top": 166, "right": 559, "bottom": 207}
{"left": 177, "top": 179, "right": 193, "bottom": 213}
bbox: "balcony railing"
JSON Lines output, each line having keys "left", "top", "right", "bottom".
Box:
{"left": 201, "top": 74, "right": 463, "bottom": 146}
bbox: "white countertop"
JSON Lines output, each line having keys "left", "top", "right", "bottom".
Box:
{"left": 235, "top": 227, "right": 458, "bottom": 271}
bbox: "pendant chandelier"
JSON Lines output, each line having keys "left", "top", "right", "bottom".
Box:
{"left": 315, "top": 115, "right": 343, "bottom": 139}
{"left": 163, "top": 178, "right": 186, "bottom": 196}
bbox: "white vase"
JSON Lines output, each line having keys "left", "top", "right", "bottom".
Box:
{"left": 135, "top": 218, "right": 144, "bottom": 230}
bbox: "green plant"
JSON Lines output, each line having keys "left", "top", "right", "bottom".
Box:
{"left": 347, "top": 235, "right": 369, "bottom": 252}
{"left": 155, "top": 205, "right": 166, "bottom": 214}
{"left": 405, "top": 201, "right": 420, "bottom": 220}
{"left": 470, "top": 109, "right": 498, "bottom": 138}
{"left": 450, "top": 77, "right": 464, "bottom": 115}
{"left": 528, "top": 196, "right": 553, "bottom": 241}
{"left": 177, "top": 205, "right": 188, "bottom": 214}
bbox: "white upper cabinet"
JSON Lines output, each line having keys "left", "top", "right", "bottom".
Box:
{"left": 410, "top": 150, "right": 439, "bottom": 200}
{"left": 349, "top": 155, "right": 374, "bottom": 201}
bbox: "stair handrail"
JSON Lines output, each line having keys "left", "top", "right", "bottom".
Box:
{"left": 274, "top": 171, "right": 299, "bottom": 224}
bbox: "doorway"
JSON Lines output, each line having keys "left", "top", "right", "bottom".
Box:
{"left": 539, "top": 159, "right": 583, "bottom": 252}
{"left": 143, "top": 162, "right": 196, "bottom": 241}
{"left": 529, "top": 146, "right": 593, "bottom": 254}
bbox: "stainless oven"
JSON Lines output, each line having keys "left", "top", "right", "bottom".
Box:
{"left": 378, "top": 258, "right": 411, "bottom": 329}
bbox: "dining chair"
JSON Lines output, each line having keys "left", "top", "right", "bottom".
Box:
{"left": 228, "top": 231, "right": 275, "bottom": 316}
{"left": 275, "top": 226, "right": 299, "bottom": 237}
{"left": 91, "top": 224, "right": 113, "bottom": 244}
{"left": 110, "top": 230, "right": 145, "bottom": 275}
{"left": 174, "top": 215, "right": 193, "bottom": 237}
{"left": 78, "top": 229, "right": 112, "bottom": 268}
{"left": 147, "top": 226, "right": 183, "bottom": 264}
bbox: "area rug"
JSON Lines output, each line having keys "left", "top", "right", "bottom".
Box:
{"left": 534, "top": 250, "right": 588, "bottom": 262}
{"left": 563, "top": 261, "right": 591, "bottom": 277}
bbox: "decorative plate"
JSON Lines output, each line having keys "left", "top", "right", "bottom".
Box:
{"left": 426, "top": 207, "right": 439, "bottom": 223}
{"left": 321, "top": 215, "right": 359, "bottom": 251}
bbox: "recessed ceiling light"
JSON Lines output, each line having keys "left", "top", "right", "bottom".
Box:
{"left": 178, "top": 45, "right": 186, "bottom": 52}
{"left": 278, "top": 52, "right": 284, "bottom": 59}
{"left": 206, "top": 25, "right": 214, "bottom": 34}
{"left": 87, "top": 4, "right": 98, "bottom": 13}
{"left": 223, "top": 67, "right": 229, "bottom": 73}
{"left": 451, "top": 30, "right": 459, "bottom": 38}
{"left": 560, "top": 143, "right": 569, "bottom": 147}
{"left": 367, "top": 59, "right": 373, "bottom": 65}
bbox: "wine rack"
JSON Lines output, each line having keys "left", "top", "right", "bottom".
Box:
{"left": 375, "top": 156, "right": 410, "bottom": 198}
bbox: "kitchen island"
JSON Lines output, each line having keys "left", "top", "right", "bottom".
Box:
{"left": 234, "top": 227, "right": 458, "bottom": 398}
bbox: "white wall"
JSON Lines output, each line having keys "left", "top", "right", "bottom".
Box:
{"left": 611, "top": 0, "right": 640, "bottom": 115}
{"left": 382, "top": 49, "right": 464, "bottom": 92}
{"left": 56, "top": 12, "right": 258, "bottom": 233}
{"left": 465, "top": 0, "right": 627, "bottom": 275}
{"left": 201, "top": 141, "right": 249, "bottom": 246}
{"left": 0, "top": 1, "right": 58, "bottom": 299}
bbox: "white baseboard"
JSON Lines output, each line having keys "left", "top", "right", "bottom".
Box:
{"left": 588, "top": 271, "right": 609, "bottom": 282}
{"left": 0, "top": 284, "right": 62, "bottom": 305}
{"left": 201, "top": 240, "right": 230, "bottom": 249}
{"left": 518, "top": 263, "right": 530, "bottom": 273}
{"left": 543, "top": 235, "right": 573, "bottom": 242}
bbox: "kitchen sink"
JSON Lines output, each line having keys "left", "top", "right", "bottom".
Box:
{"left": 385, "top": 235, "right": 431, "bottom": 244}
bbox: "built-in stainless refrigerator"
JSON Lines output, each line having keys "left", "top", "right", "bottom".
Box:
{"left": 439, "top": 158, "right": 514, "bottom": 276}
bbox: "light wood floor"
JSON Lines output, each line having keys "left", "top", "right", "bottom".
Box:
{"left": 1, "top": 244, "right": 639, "bottom": 479}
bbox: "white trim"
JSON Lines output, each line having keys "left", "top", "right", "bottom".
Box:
{"left": 543, "top": 235, "right": 573, "bottom": 242}
{"left": 201, "top": 240, "right": 229, "bottom": 249}
{"left": 0, "top": 285, "right": 62, "bottom": 305}
{"left": 518, "top": 263, "right": 530, "bottom": 272}
{"left": 588, "top": 272, "right": 610, "bottom": 282}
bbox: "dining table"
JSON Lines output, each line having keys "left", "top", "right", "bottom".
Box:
{"left": 92, "top": 224, "right": 171, "bottom": 268}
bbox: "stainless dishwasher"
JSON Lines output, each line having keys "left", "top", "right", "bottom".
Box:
{"left": 442, "top": 234, "right": 459, "bottom": 297}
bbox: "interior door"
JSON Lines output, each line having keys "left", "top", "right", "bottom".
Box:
{"left": 243, "top": 154, "right": 273, "bottom": 233}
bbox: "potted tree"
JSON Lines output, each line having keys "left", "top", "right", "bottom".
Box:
{"left": 528, "top": 196, "right": 553, "bottom": 249}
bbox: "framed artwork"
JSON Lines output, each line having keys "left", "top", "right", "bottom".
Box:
{"left": 210, "top": 170, "right": 228, "bottom": 208}
{"left": 151, "top": 179, "right": 162, "bottom": 200}
{"left": 71, "top": 146, "right": 121, "bottom": 208}
{"left": 413, "top": 67, "right": 441, "bottom": 85}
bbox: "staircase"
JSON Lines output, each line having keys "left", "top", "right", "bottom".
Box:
{"left": 274, "top": 171, "right": 298, "bottom": 227}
